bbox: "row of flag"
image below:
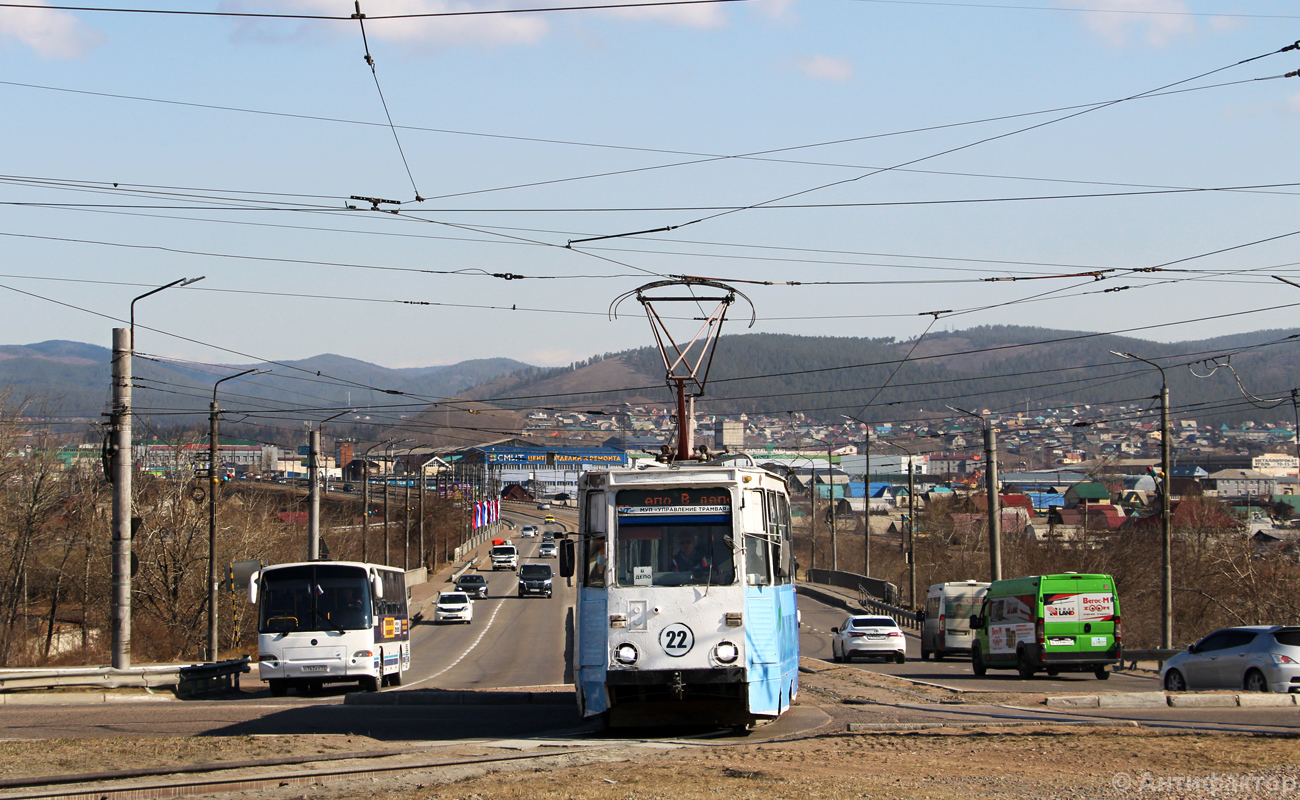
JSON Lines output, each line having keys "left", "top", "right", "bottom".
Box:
{"left": 473, "top": 499, "right": 500, "bottom": 529}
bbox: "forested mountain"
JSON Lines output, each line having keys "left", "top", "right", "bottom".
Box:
{"left": 464, "top": 327, "right": 1300, "bottom": 426}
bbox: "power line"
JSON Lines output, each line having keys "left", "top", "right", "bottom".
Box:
{"left": 0, "top": 0, "right": 755, "bottom": 20}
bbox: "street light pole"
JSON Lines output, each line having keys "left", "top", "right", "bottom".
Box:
{"left": 112, "top": 277, "right": 202, "bottom": 670}
{"left": 1113, "top": 351, "right": 1172, "bottom": 649}
{"left": 209, "top": 368, "right": 259, "bottom": 661}
{"left": 878, "top": 436, "right": 917, "bottom": 608}
{"left": 949, "top": 406, "right": 1002, "bottom": 583}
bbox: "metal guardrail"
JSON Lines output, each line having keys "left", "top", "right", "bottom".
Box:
{"left": 0, "top": 656, "right": 251, "bottom": 695}
{"left": 807, "top": 569, "right": 900, "bottom": 607}
{"left": 856, "top": 585, "right": 922, "bottom": 631}
{"left": 177, "top": 656, "right": 251, "bottom": 698}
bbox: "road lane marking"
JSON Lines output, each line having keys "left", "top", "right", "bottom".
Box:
{"left": 403, "top": 599, "right": 508, "bottom": 689}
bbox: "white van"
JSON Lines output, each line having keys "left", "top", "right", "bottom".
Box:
{"left": 921, "top": 580, "right": 989, "bottom": 661}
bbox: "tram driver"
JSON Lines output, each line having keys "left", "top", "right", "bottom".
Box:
{"left": 670, "top": 533, "right": 711, "bottom": 573}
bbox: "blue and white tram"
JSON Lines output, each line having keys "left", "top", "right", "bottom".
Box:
{"left": 562, "top": 464, "right": 798, "bottom": 728}
{"left": 249, "top": 561, "right": 411, "bottom": 696}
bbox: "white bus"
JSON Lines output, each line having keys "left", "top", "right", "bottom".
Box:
{"left": 250, "top": 561, "right": 410, "bottom": 696}
{"left": 563, "top": 464, "right": 799, "bottom": 729}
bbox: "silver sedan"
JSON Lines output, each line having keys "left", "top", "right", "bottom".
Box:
{"left": 1161, "top": 626, "right": 1300, "bottom": 693}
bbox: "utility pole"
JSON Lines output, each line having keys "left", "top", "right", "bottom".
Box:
{"left": 308, "top": 428, "right": 321, "bottom": 561}
{"left": 113, "top": 276, "right": 203, "bottom": 668}
{"left": 1160, "top": 380, "right": 1172, "bottom": 649}
{"left": 419, "top": 459, "right": 426, "bottom": 569}
{"left": 404, "top": 455, "right": 412, "bottom": 571}
{"left": 210, "top": 367, "right": 257, "bottom": 661}
{"left": 828, "top": 443, "right": 837, "bottom": 571}
{"left": 1113, "top": 351, "right": 1172, "bottom": 649}
{"left": 383, "top": 458, "right": 390, "bottom": 567}
{"left": 362, "top": 458, "right": 370, "bottom": 563}
{"left": 110, "top": 327, "right": 132, "bottom": 669}
{"left": 908, "top": 461, "right": 916, "bottom": 608}
{"left": 985, "top": 426, "right": 1002, "bottom": 582}
{"left": 863, "top": 426, "right": 871, "bottom": 579}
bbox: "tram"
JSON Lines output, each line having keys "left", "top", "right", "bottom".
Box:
{"left": 562, "top": 461, "right": 798, "bottom": 728}
{"left": 249, "top": 561, "right": 410, "bottom": 695}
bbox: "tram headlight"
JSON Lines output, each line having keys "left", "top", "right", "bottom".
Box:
{"left": 713, "top": 641, "right": 739, "bottom": 664}
{"left": 613, "top": 643, "right": 639, "bottom": 666}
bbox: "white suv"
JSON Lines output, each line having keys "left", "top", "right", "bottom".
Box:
{"left": 434, "top": 592, "right": 473, "bottom": 624}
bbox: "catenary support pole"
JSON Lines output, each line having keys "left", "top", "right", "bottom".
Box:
{"left": 829, "top": 443, "right": 837, "bottom": 571}
{"left": 208, "top": 398, "right": 219, "bottom": 659}
{"left": 110, "top": 328, "right": 132, "bottom": 669}
{"left": 308, "top": 429, "right": 321, "bottom": 561}
{"left": 362, "top": 460, "right": 370, "bottom": 563}
{"left": 863, "top": 427, "right": 870, "bottom": 579}
{"left": 908, "top": 462, "right": 916, "bottom": 608}
{"left": 984, "top": 426, "right": 1002, "bottom": 582}
{"left": 1161, "top": 383, "right": 1172, "bottom": 649}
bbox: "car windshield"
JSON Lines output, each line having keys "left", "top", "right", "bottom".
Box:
{"left": 520, "top": 565, "right": 552, "bottom": 579}
{"left": 852, "top": 617, "right": 897, "bottom": 628}
{"left": 439, "top": 593, "right": 469, "bottom": 604}
{"left": 458, "top": 575, "right": 485, "bottom": 585}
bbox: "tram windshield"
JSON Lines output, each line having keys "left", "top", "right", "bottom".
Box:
{"left": 614, "top": 487, "right": 736, "bottom": 587}
{"left": 258, "top": 564, "right": 372, "bottom": 633}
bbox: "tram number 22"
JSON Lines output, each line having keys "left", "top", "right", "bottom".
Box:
{"left": 659, "top": 623, "right": 695, "bottom": 657}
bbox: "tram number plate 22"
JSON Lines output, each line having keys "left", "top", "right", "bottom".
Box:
{"left": 659, "top": 623, "right": 695, "bottom": 657}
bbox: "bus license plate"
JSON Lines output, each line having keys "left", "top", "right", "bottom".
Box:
{"left": 301, "top": 665, "right": 327, "bottom": 672}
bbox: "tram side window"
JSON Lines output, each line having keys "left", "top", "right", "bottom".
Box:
{"left": 581, "top": 490, "right": 607, "bottom": 589}
{"left": 767, "top": 490, "right": 793, "bottom": 585}
{"left": 745, "top": 490, "right": 771, "bottom": 586}
{"left": 584, "top": 535, "right": 607, "bottom": 588}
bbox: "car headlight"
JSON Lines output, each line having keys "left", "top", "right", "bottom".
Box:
{"left": 713, "top": 641, "right": 739, "bottom": 664}
{"left": 613, "top": 643, "right": 639, "bottom": 666}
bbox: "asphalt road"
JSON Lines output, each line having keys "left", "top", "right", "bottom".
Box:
{"left": 401, "top": 510, "right": 575, "bottom": 692}
{"left": 796, "top": 589, "right": 1162, "bottom": 694}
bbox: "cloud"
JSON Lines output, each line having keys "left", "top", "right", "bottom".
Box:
{"left": 1062, "top": 0, "right": 1195, "bottom": 47}
{"left": 0, "top": 2, "right": 102, "bottom": 58}
{"left": 220, "top": 0, "right": 548, "bottom": 50}
{"left": 797, "top": 55, "right": 852, "bottom": 82}
{"left": 597, "top": 2, "right": 727, "bottom": 29}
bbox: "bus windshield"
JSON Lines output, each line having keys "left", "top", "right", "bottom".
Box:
{"left": 258, "top": 564, "right": 372, "bottom": 633}
{"left": 614, "top": 487, "right": 736, "bottom": 587}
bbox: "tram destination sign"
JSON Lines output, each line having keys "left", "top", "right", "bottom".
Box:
{"left": 617, "top": 487, "right": 731, "bottom": 517}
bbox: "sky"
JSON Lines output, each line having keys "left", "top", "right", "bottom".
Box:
{"left": 3, "top": 0, "right": 1300, "bottom": 374}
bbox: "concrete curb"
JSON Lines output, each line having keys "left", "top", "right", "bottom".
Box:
{"left": 846, "top": 720, "right": 1140, "bottom": 732}
{"left": 0, "top": 691, "right": 176, "bottom": 705}
{"left": 345, "top": 690, "right": 575, "bottom": 706}
{"left": 1046, "top": 691, "right": 1299, "bottom": 709}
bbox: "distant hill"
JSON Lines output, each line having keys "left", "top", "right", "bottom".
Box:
{"left": 0, "top": 342, "right": 533, "bottom": 428}
{"left": 461, "top": 327, "right": 1300, "bottom": 426}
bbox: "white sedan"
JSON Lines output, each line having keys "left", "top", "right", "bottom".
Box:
{"left": 520, "top": 525, "right": 539, "bottom": 538}
{"left": 433, "top": 592, "right": 474, "bottom": 624}
{"left": 831, "top": 615, "right": 906, "bottom": 664}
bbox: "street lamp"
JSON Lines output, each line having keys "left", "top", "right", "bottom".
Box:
{"left": 208, "top": 368, "right": 263, "bottom": 661}
{"left": 384, "top": 439, "right": 412, "bottom": 566}
{"left": 878, "top": 437, "right": 917, "bottom": 609}
{"left": 110, "top": 276, "right": 204, "bottom": 670}
{"left": 841, "top": 414, "right": 872, "bottom": 580}
{"left": 362, "top": 439, "right": 395, "bottom": 563}
{"left": 1112, "top": 350, "right": 1172, "bottom": 649}
{"left": 947, "top": 405, "right": 1002, "bottom": 583}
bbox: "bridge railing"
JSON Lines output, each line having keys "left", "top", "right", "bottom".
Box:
{"left": 804, "top": 569, "right": 918, "bottom": 629}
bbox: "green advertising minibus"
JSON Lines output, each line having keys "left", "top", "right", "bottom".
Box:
{"left": 969, "top": 573, "right": 1121, "bottom": 680}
